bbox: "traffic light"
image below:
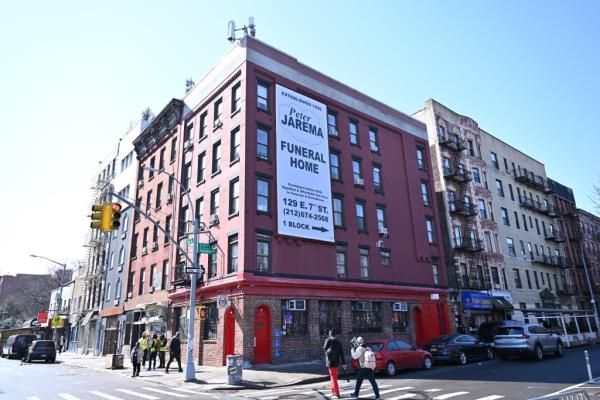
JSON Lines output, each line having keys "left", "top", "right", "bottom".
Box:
{"left": 90, "top": 202, "right": 122, "bottom": 232}
{"left": 109, "top": 202, "right": 122, "bottom": 231}
{"left": 196, "top": 305, "right": 208, "bottom": 321}
{"left": 90, "top": 204, "right": 104, "bottom": 230}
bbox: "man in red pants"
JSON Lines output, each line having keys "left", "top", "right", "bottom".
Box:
{"left": 323, "top": 330, "right": 345, "bottom": 399}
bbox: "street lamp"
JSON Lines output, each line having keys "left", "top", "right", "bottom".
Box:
{"left": 145, "top": 167, "right": 200, "bottom": 382}
{"left": 30, "top": 254, "right": 67, "bottom": 345}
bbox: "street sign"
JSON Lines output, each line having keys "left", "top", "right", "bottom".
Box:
{"left": 185, "top": 267, "right": 202, "bottom": 275}
{"left": 198, "top": 243, "right": 217, "bottom": 255}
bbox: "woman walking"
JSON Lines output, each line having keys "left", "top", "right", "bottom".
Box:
{"left": 323, "top": 330, "right": 345, "bottom": 399}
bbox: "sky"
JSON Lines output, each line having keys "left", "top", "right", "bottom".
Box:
{"left": 0, "top": 1, "right": 599, "bottom": 275}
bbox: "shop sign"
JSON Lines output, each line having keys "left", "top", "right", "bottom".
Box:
{"left": 461, "top": 291, "right": 492, "bottom": 309}
{"left": 275, "top": 84, "right": 334, "bottom": 242}
{"left": 37, "top": 311, "right": 48, "bottom": 325}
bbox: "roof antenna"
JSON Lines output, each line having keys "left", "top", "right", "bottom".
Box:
{"left": 227, "top": 17, "right": 256, "bottom": 43}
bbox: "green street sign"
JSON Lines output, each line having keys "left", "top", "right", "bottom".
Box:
{"left": 186, "top": 239, "right": 194, "bottom": 245}
{"left": 198, "top": 243, "right": 216, "bottom": 255}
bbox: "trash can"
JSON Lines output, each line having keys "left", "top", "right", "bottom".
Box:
{"left": 105, "top": 354, "right": 124, "bottom": 369}
{"left": 226, "top": 354, "right": 243, "bottom": 384}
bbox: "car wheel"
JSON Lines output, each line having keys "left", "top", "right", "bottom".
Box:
{"left": 486, "top": 348, "right": 494, "bottom": 360}
{"left": 385, "top": 361, "right": 397, "bottom": 376}
{"left": 423, "top": 356, "right": 433, "bottom": 370}
{"left": 458, "top": 351, "right": 467, "bottom": 365}
{"left": 534, "top": 344, "right": 544, "bottom": 361}
{"left": 555, "top": 342, "right": 564, "bottom": 357}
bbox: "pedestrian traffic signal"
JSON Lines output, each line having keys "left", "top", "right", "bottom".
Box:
{"left": 196, "top": 305, "right": 208, "bottom": 321}
{"left": 90, "top": 204, "right": 104, "bottom": 230}
{"left": 109, "top": 202, "right": 122, "bottom": 231}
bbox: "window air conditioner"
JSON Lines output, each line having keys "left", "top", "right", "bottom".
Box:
{"left": 494, "top": 284, "right": 502, "bottom": 289}
{"left": 149, "top": 286, "right": 155, "bottom": 293}
{"left": 167, "top": 193, "right": 174, "bottom": 202}
{"left": 137, "top": 180, "right": 144, "bottom": 188}
{"left": 113, "top": 299, "right": 119, "bottom": 306}
{"left": 378, "top": 227, "right": 389, "bottom": 237}
{"left": 355, "top": 177, "right": 364, "bottom": 185}
{"left": 376, "top": 240, "right": 384, "bottom": 248}
{"left": 357, "top": 301, "right": 372, "bottom": 312}
{"left": 142, "top": 246, "right": 147, "bottom": 255}
{"left": 392, "top": 301, "right": 408, "bottom": 312}
{"left": 184, "top": 140, "right": 193, "bottom": 151}
{"left": 328, "top": 126, "right": 338, "bottom": 136}
{"left": 287, "top": 299, "right": 306, "bottom": 311}
{"left": 214, "top": 119, "right": 223, "bottom": 129}
{"left": 152, "top": 241, "right": 158, "bottom": 251}
{"left": 127, "top": 292, "right": 133, "bottom": 299}
{"left": 209, "top": 214, "right": 219, "bottom": 227}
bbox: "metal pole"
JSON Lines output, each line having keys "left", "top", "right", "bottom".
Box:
{"left": 580, "top": 240, "right": 600, "bottom": 333}
{"left": 185, "top": 218, "right": 199, "bottom": 381}
{"left": 585, "top": 350, "right": 594, "bottom": 383}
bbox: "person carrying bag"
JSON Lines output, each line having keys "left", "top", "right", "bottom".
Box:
{"left": 323, "top": 330, "right": 345, "bottom": 399}
{"left": 350, "top": 336, "right": 381, "bottom": 400}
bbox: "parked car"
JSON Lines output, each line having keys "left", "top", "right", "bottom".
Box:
{"left": 477, "top": 321, "right": 514, "bottom": 344}
{"left": 2, "top": 334, "right": 37, "bottom": 359}
{"left": 351, "top": 339, "right": 433, "bottom": 376}
{"left": 494, "top": 323, "right": 564, "bottom": 361}
{"left": 24, "top": 340, "right": 56, "bottom": 363}
{"left": 423, "top": 334, "right": 494, "bottom": 365}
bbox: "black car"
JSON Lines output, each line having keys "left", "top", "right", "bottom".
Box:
{"left": 2, "top": 334, "right": 37, "bottom": 359}
{"left": 25, "top": 340, "right": 56, "bottom": 363}
{"left": 423, "top": 334, "right": 494, "bottom": 365}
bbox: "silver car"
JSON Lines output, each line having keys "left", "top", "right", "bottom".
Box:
{"left": 494, "top": 323, "right": 564, "bottom": 360}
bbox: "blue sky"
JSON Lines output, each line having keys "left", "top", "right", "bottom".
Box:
{"left": 1, "top": 1, "right": 598, "bottom": 275}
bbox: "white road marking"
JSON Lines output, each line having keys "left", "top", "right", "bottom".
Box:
{"left": 89, "top": 391, "right": 126, "bottom": 400}
{"left": 26, "top": 397, "right": 43, "bottom": 400}
{"left": 474, "top": 396, "right": 504, "bottom": 400}
{"left": 387, "top": 394, "right": 418, "bottom": 400}
{"left": 433, "top": 392, "right": 470, "bottom": 400}
{"left": 143, "top": 387, "right": 189, "bottom": 397}
{"left": 426, "top": 389, "right": 443, "bottom": 392}
{"left": 115, "top": 389, "right": 159, "bottom": 399}
{"left": 378, "top": 387, "right": 416, "bottom": 395}
{"left": 172, "top": 387, "right": 211, "bottom": 395}
{"left": 59, "top": 394, "right": 82, "bottom": 400}
{"left": 334, "top": 384, "right": 393, "bottom": 397}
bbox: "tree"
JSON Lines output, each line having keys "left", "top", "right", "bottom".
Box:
{"left": 592, "top": 181, "right": 600, "bottom": 212}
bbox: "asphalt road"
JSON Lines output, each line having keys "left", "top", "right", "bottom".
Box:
{"left": 2, "top": 345, "right": 600, "bottom": 400}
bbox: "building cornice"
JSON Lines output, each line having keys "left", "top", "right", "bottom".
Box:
{"left": 133, "top": 99, "right": 183, "bottom": 160}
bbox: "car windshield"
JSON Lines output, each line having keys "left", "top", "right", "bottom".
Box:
{"left": 366, "top": 342, "right": 384, "bottom": 352}
{"left": 496, "top": 327, "right": 523, "bottom": 336}
{"left": 428, "top": 335, "right": 453, "bottom": 344}
{"left": 34, "top": 342, "right": 55, "bottom": 350}
{"left": 15, "top": 337, "right": 29, "bottom": 345}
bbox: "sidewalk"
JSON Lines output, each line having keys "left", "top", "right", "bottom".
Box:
{"left": 57, "top": 352, "right": 329, "bottom": 390}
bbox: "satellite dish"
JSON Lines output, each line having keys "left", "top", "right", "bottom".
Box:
{"left": 227, "top": 20, "right": 236, "bottom": 42}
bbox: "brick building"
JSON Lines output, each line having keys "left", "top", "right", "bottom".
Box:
{"left": 573, "top": 209, "right": 600, "bottom": 312}
{"left": 158, "top": 37, "right": 449, "bottom": 368}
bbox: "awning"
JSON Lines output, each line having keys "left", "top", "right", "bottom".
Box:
{"left": 492, "top": 297, "right": 515, "bottom": 311}
{"left": 80, "top": 311, "right": 97, "bottom": 326}
{"left": 21, "top": 319, "right": 37, "bottom": 328}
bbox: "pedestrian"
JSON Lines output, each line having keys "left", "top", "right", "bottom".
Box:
{"left": 323, "top": 330, "right": 345, "bottom": 399}
{"left": 351, "top": 337, "right": 381, "bottom": 400}
{"left": 58, "top": 335, "right": 65, "bottom": 355}
{"left": 148, "top": 333, "right": 158, "bottom": 370}
{"left": 158, "top": 334, "right": 167, "bottom": 369}
{"left": 165, "top": 332, "right": 183, "bottom": 373}
{"left": 130, "top": 342, "right": 142, "bottom": 377}
{"left": 138, "top": 332, "right": 149, "bottom": 368}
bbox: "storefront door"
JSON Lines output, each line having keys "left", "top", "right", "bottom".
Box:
{"left": 224, "top": 306, "right": 235, "bottom": 363}
{"left": 253, "top": 305, "right": 271, "bottom": 365}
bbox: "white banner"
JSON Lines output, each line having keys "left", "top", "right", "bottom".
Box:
{"left": 276, "top": 84, "right": 334, "bottom": 242}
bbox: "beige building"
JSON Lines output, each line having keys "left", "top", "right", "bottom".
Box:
{"left": 414, "top": 99, "right": 574, "bottom": 331}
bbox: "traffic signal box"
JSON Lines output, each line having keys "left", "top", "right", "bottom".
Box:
{"left": 196, "top": 305, "right": 208, "bottom": 321}
{"left": 90, "top": 202, "right": 122, "bottom": 232}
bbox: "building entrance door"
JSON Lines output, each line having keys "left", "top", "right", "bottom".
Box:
{"left": 224, "top": 306, "right": 235, "bottom": 364}
{"left": 253, "top": 305, "right": 271, "bottom": 365}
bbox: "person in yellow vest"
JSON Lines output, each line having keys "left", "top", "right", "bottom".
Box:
{"left": 158, "top": 334, "right": 167, "bottom": 369}
{"left": 137, "top": 332, "right": 149, "bottom": 368}
{"left": 148, "top": 333, "right": 159, "bottom": 371}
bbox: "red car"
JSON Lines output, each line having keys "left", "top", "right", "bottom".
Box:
{"left": 351, "top": 339, "right": 433, "bottom": 376}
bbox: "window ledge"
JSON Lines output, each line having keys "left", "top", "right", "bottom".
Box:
{"left": 231, "top": 108, "right": 241, "bottom": 118}
{"left": 170, "top": 158, "right": 176, "bottom": 165}
{"left": 354, "top": 183, "right": 365, "bottom": 189}
{"left": 148, "top": 176, "right": 155, "bottom": 181}
{"left": 334, "top": 226, "right": 347, "bottom": 231}
{"left": 230, "top": 158, "right": 240, "bottom": 167}
{"left": 370, "top": 149, "right": 381, "bottom": 155}
{"left": 256, "top": 211, "right": 272, "bottom": 217}
{"left": 374, "top": 189, "right": 384, "bottom": 195}
{"left": 256, "top": 156, "right": 271, "bottom": 164}
{"left": 228, "top": 212, "right": 239, "bottom": 220}
{"left": 196, "top": 179, "right": 206, "bottom": 187}
{"left": 156, "top": 205, "right": 162, "bottom": 211}
{"left": 350, "top": 143, "right": 361, "bottom": 148}
{"left": 358, "top": 230, "right": 369, "bottom": 235}
{"left": 211, "top": 170, "right": 222, "bottom": 178}
{"left": 198, "top": 135, "right": 207, "bottom": 144}
{"left": 257, "top": 107, "right": 271, "bottom": 115}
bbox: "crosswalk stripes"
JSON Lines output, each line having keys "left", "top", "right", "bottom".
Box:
{"left": 433, "top": 392, "right": 470, "bottom": 399}
{"left": 115, "top": 389, "right": 160, "bottom": 399}
{"left": 89, "top": 391, "right": 125, "bottom": 400}
{"left": 387, "top": 394, "right": 418, "bottom": 400}
{"left": 142, "top": 387, "right": 189, "bottom": 397}
{"left": 426, "top": 389, "right": 444, "bottom": 392}
{"left": 59, "top": 394, "right": 82, "bottom": 400}
{"left": 474, "top": 396, "right": 504, "bottom": 400}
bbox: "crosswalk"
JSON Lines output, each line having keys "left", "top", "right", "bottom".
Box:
{"left": 239, "top": 380, "right": 507, "bottom": 400}
{"left": 23, "top": 386, "right": 214, "bottom": 400}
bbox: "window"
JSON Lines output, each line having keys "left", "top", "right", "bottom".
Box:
{"left": 161, "top": 260, "right": 169, "bottom": 290}
{"left": 484, "top": 231, "right": 493, "bottom": 252}
{"left": 146, "top": 190, "right": 152, "bottom": 213}
{"left": 453, "top": 226, "right": 462, "bottom": 246}
{"left": 168, "top": 177, "right": 174, "bottom": 197}
{"left": 330, "top": 152, "right": 341, "bottom": 180}
{"left": 432, "top": 264, "right": 440, "bottom": 285}
{"left": 426, "top": 218, "right": 436, "bottom": 244}
{"left": 472, "top": 167, "right": 481, "bottom": 184}
{"left": 207, "top": 242, "right": 217, "bottom": 278}
{"left": 527, "top": 242, "right": 534, "bottom": 260}
{"left": 231, "top": 83, "right": 241, "bottom": 112}
{"left": 203, "top": 303, "right": 218, "bottom": 340}
{"left": 525, "top": 270, "right": 533, "bottom": 289}
{"left": 282, "top": 299, "right": 308, "bottom": 336}
{"left": 491, "top": 267, "right": 500, "bottom": 285}
{"left": 468, "top": 140, "right": 475, "bottom": 156}
{"left": 210, "top": 189, "right": 219, "bottom": 217}
{"left": 257, "top": 127, "right": 269, "bottom": 160}
{"left": 522, "top": 214, "right": 528, "bottom": 232}
{"left": 156, "top": 182, "right": 163, "bottom": 209}
{"left": 349, "top": 120, "right": 359, "bottom": 145}
{"left": 360, "top": 248, "right": 370, "bottom": 279}
{"left": 230, "top": 127, "right": 240, "bottom": 162}
{"left": 507, "top": 238, "right": 516, "bottom": 257}
{"left": 438, "top": 125, "right": 446, "bottom": 141}
{"left": 327, "top": 111, "right": 338, "bottom": 136}
{"left": 197, "top": 152, "right": 206, "bottom": 183}
{"left": 352, "top": 159, "right": 363, "bottom": 185}
{"left": 448, "top": 191, "right": 457, "bottom": 211}
{"left": 501, "top": 208, "right": 510, "bottom": 226}
{"left": 149, "top": 157, "right": 155, "bottom": 179}
{"left": 519, "top": 240, "right": 526, "bottom": 256}
{"left": 212, "top": 141, "right": 221, "bottom": 173}
{"left": 514, "top": 268, "right": 523, "bottom": 289}
{"left": 376, "top": 207, "right": 386, "bottom": 232}
{"left": 142, "top": 227, "right": 149, "bottom": 249}
{"left": 257, "top": 234, "right": 271, "bottom": 272}
{"left": 115, "top": 279, "right": 122, "bottom": 299}
{"left": 496, "top": 179, "right": 505, "bottom": 197}
{"left": 184, "top": 122, "right": 193, "bottom": 143}
{"left": 336, "top": 246, "right": 347, "bottom": 278}
{"left": 105, "top": 283, "right": 111, "bottom": 301}
{"left": 257, "top": 179, "right": 269, "bottom": 213}
{"left": 164, "top": 215, "right": 172, "bottom": 244}
{"left": 421, "top": 181, "right": 431, "bottom": 206}
{"left": 369, "top": 128, "right": 379, "bottom": 152}
{"left": 535, "top": 218, "right": 541, "bottom": 235}
{"left": 416, "top": 146, "right": 426, "bottom": 170}
{"left": 533, "top": 271, "right": 540, "bottom": 289}
{"left": 508, "top": 184, "right": 515, "bottom": 201}
{"left": 319, "top": 301, "right": 341, "bottom": 335}
{"left": 139, "top": 268, "right": 145, "bottom": 295}
{"left": 118, "top": 245, "right": 125, "bottom": 266}
{"left": 373, "top": 165, "right": 382, "bottom": 191}
{"left": 183, "top": 162, "right": 191, "bottom": 191}
{"left": 229, "top": 178, "right": 240, "bottom": 215}
{"left": 152, "top": 224, "right": 159, "bottom": 245}
{"left": 228, "top": 234, "right": 239, "bottom": 274}
{"left": 380, "top": 249, "right": 391, "bottom": 266}
{"left": 257, "top": 82, "right": 269, "bottom": 111}
{"left": 392, "top": 308, "right": 409, "bottom": 333}
{"left": 199, "top": 111, "right": 208, "bottom": 139}
{"left": 352, "top": 301, "right": 382, "bottom": 333}
{"left": 332, "top": 197, "right": 344, "bottom": 227}
{"left": 478, "top": 199, "right": 487, "bottom": 219}
{"left": 170, "top": 138, "right": 177, "bottom": 162}
{"left": 355, "top": 201, "right": 366, "bottom": 232}
{"left": 151, "top": 264, "right": 160, "bottom": 289}
{"left": 490, "top": 152, "right": 499, "bottom": 169}
{"left": 514, "top": 211, "right": 520, "bottom": 229}
{"left": 214, "top": 98, "right": 223, "bottom": 123}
